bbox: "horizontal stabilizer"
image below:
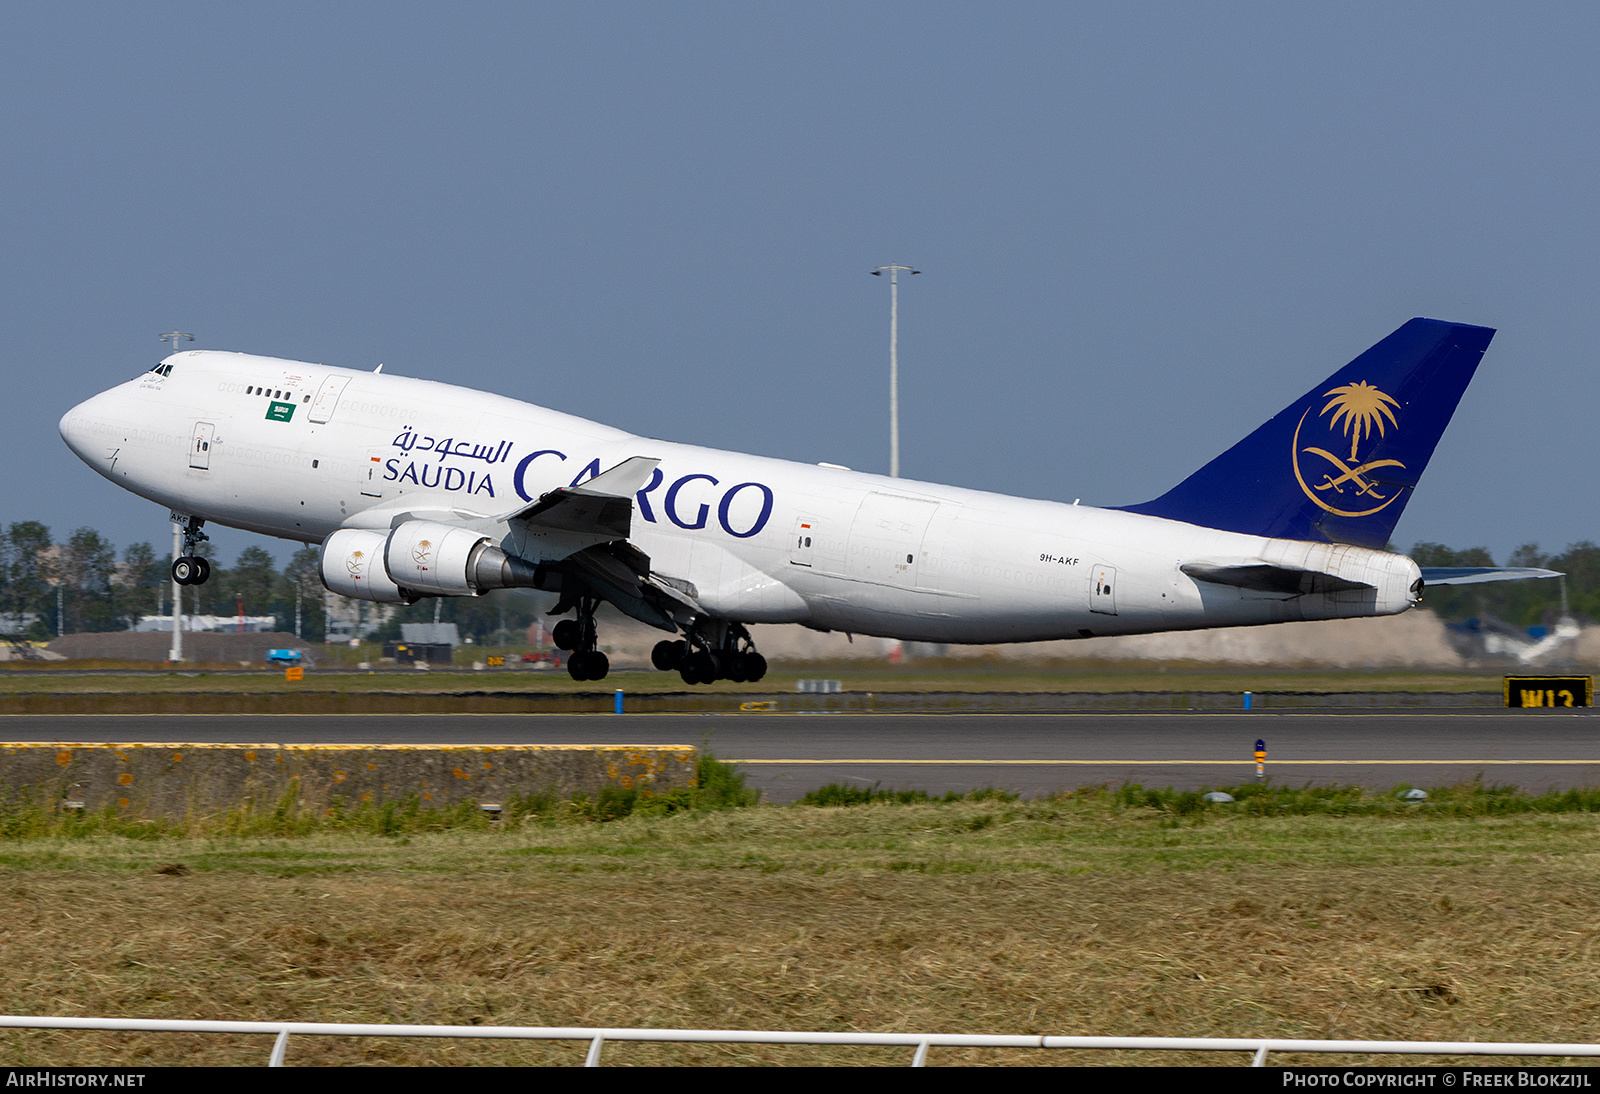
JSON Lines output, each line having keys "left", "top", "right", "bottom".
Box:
{"left": 1420, "top": 566, "right": 1563, "bottom": 586}
{"left": 498, "top": 456, "right": 660, "bottom": 538}
{"left": 1181, "top": 561, "right": 1374, "bottom": 596}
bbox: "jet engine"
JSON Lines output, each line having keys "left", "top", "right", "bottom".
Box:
{"left": 382, "top": 520, "right": 541, "bottom": 597}
{"left": 320, "top": 528, "right": 413, "bottom": 604}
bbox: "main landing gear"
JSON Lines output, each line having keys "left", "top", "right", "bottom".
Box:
{"left": 171, "top": 518, "right": 210, "bottom": 586}
{"left": 652, "top": 621, "right": 767, "bottom": 686}
{"left": 546, "top": 602, "right": 766, "bottom": 687}
{"left": 551, "top": 596, "right": 610, "bottom": 682}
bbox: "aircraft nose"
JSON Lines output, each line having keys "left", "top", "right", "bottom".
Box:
{"left": 59, "top": 391, "right": 114, "bottom": 463}
{"left": 59, "top": 402, "right": 89, "bottom": 458}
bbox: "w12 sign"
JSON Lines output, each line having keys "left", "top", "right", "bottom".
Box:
{"left": 1504, "top": 676, "right": 1593, "bottom": 708}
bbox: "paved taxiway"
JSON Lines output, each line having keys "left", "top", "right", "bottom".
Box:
{"left": 2, "top": 711, "right": 1597, "bottom": 801}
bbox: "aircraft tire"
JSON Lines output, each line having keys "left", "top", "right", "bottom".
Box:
{"left": 171, "top": 557, "right": 197, "bottom": 586}
{"left": 588, "top": 651, "right": 609, "bottom": 681}
{"left": 194, "top": 557, "right": 211, "bottom": 584}
{"left": 551, "top": 619, "right": 580, "bottom": 651}
{"left": 744, "top": 652, "right": 767, "bottom": 682}
{"left": 652, "top": 639, "right": 686, "bottom": 671}
{"left": 680, "top": 651, "right": 715, "bottom": 686}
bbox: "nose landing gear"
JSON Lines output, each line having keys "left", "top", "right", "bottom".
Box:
{"left": 171, "top": 517, "right": 210, "bottom": 586}
{"left": 171, "top": 556, "right": 210, "bottom": 586}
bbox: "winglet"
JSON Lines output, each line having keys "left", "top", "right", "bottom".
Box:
{"left": 571, "top": 456, "right": 660, "bottom": 499}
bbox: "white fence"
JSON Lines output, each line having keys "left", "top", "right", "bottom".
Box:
{"left": 2, "top": 1016, "right": 1600, "bottom": 1066}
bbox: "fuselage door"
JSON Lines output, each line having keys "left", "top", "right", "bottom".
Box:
{"left": 307, "top": 375, "right": 351, "bottom": 424}
{"left": 1090, "top": 564, "right": 1118, "bottom": 615}
{"left": 359, "top": 448, "right": 387, "bottom": 498}
{"left": 189, "top": 422, "right": 215, "bottom": 470}
{"left": 847, "top": 494, "right": 939, "bottom": 586}
{"left": 789, "top": 518, "right": 817, "bottom": 567}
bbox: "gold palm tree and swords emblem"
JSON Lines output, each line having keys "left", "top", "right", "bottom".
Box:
{"left": 1291, "top": 380, "right": 1407, "bottom": 518}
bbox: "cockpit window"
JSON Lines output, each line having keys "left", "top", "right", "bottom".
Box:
{"left": 141, "top": 363, "right": 174, "bottom": 378}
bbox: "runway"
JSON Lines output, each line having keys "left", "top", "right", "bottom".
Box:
{"left": 3, "top": 710, "right": 1597, "bottom": 801}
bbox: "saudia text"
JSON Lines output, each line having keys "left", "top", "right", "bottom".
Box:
{"left": 386, "top": 433, "right": 776, "bottom": 538}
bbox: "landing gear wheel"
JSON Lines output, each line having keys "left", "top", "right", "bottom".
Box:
{"left": 729, "top": 652, "right": 767, "bottom": 683}
{"left": 172, "top": 518, "right": 210, "bottom": 586}
{"left": 566, "top": 652, "right": 608, "bottom": 678}
{"left": 552, "top": 619, "right": 580, "bottom": 651}
{"left": 680, "top": 651, "right": 717, "bottom": 686}
{"left": 652, "top": 639, "right": 687, "bottom": 671}
{"left": 566, "top": 650, "right": 611, "bottom": 682}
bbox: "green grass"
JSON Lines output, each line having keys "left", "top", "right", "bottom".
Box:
{"left": 0, "top": 753, "right": 758, "bottom": 840}
{"left": 5, "top": 777, "right": 1600, "bottom": 1064}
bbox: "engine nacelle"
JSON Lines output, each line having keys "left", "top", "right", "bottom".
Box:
{"left": 383, "top": 520, "right": 541, "bottom": 596}
{"left": 320, "top": 528, "right": 413, "bottom": 604}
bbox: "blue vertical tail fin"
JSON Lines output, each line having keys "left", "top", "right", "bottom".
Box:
{"left": 1116, "top": 318, "right": 1495, "bottom": 549}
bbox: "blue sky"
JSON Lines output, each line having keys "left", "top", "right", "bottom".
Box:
{"left": 5, "top": 3, "right": 1596, "bottom": 565}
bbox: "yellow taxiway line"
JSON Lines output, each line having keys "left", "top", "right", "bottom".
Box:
{"left": 728, "top": 758, "right": 1600, "bottom": 765}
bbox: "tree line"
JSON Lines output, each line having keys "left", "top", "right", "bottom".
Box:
{"left": 1407, "top": 542, "right": 1598, "bottom": 629}
{"left": 0, "top": 522, "right": 326, "bottom": 640}
{"left": 0, "top": 522, "right": 541, "bottom": 645}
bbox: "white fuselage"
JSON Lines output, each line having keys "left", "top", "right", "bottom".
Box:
{"left": 59, "top": 350, "right": 1420, "bottom": 643}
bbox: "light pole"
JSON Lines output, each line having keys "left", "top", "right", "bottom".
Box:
{"left": 159, "top": 331, "right": 193, "bottom": 660}
{"left": 870, "top": 266, "right": 919, "bottom": 477}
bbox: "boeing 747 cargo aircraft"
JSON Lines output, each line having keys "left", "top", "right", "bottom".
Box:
{"left": 59, "top": 318, "right": 1553, "bottom": 682}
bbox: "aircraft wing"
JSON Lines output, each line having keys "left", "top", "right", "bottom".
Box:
{"left": 1419, "top": 567, "right": 1563, "bottom": 586}
{"left": 491, "top": 455, "right": 700, "bottom": 632}
{"left": 497, "top": 456, "right": 660, "bottom": 539}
